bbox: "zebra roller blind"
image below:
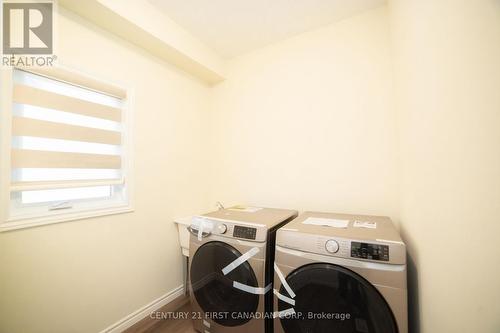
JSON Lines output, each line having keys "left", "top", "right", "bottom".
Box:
{"left": 9, "top": 68, "right": 129, "bottom": 220}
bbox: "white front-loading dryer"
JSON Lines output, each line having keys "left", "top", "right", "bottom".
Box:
{"left": 273, "top": 211, "right": 408, "bottom": 333}
{"left": 189, "top": 206, "right": 297, "bottom": 333}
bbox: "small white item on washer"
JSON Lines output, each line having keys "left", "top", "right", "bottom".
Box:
{"left": 302, "top": 217, "right": 349, "bottom": 228}
{"left": 190, "top": 216, "right": 215, "bottom": 240}
{"left": 228, "top": 205, "right": 263, "bottom": 213}
{"left": 353, "top": 220, "right": 377, "bottom": 229}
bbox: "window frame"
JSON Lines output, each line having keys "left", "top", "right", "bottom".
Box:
{"left": 0, "top": 65, "right": 134, "bottom": 232}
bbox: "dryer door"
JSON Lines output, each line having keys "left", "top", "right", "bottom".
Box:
{"left": 278, "top": 263, "right": 398, "bottom": 333}
{"left": 191, "top": 241, "right": 260, "bottom": 327}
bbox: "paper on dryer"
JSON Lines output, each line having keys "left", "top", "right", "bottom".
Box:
{"left": 302, "top": 217, "right": 349, "bottom": 228}
{"left": 353, "top": 220, "right": 377, "bottom": 229}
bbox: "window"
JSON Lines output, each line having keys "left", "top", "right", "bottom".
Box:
{"left": 0, "top": 67, "right": 133, "bottom": 231}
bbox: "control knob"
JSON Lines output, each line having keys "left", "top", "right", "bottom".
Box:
{"left": 325, "top": 239, "right": 340, "bottom": 254}
{"left": 217, "top": 224, "right": 227, "bottom": 234}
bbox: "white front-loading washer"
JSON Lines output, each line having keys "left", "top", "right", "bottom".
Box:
{"left": 273, "top": 211, "right": 408, "bottom": 333}
{"left": 189, "top": 206, "right": 297, "bottom": 333}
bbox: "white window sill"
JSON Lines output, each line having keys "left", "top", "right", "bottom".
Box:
{"left": 0, "top": 205, "right": 134, "bottom": 232}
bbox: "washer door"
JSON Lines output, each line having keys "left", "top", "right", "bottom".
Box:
{"left": 191, "top": 241, "right": 260, "bottom": 327}
{"left": 278, "top": 263, "right": 398, "bottom": 333}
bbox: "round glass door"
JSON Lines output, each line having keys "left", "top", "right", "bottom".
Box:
{"left": 278, "top": 263, "right": 398, "bottom": 333}
{"left": 191, "top": 241, "right": 259, "bottom": 326}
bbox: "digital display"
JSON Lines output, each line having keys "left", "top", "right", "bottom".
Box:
{"left": 233, "top": 225, "right": 257, "bottom": 240}
{"left": 351, "top": 242, "right": 389, "bottom": 261}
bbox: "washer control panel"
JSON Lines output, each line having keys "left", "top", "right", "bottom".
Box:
{"left": 351, "top": 242, "right": 389, "bottom": 261}
{"left": 233, "top": 225, "right": 257, "bottom": 240}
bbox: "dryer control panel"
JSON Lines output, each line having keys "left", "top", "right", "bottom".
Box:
{"left": 276, "top": 229, "right": 406, "bottom": 264}
{"left": 351, "top": 242, "right": 389, "bottom": 261}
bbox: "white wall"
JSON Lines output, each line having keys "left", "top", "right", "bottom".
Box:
{"left": 2, "top": 2, "right": 500, "bottom": 333}
{"left": 210, "top": 7, "right": 398, "bottom": 219}
{"left": 389, "top": 0, "right": 500, "bottom": 332}
{"left": 0, "top": 8, "right": 211, "bottom": 333}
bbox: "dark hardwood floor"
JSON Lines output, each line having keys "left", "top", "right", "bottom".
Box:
{"left": 124, "top": 296, "right": 197, "bottom": 333}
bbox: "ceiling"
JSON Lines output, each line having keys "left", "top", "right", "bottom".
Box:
{"left": 149, "top": 0, "right": 385, "bottom": 59}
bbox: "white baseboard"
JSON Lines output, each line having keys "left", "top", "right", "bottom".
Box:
{"left": 99, "top": 285, "right": 185, "bottom": 333}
